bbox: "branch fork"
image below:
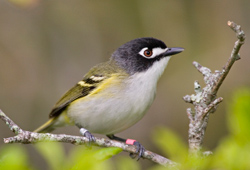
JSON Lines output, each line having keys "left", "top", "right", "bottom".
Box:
{"left": 183, "top": 21, "right": 245, "bottom": 155}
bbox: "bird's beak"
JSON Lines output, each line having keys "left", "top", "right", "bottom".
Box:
{"left": 163, "top": 47, "right": 184, "bottom": 56}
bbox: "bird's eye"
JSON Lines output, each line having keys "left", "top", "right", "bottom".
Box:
{"left": 143, "top": 49, "right": 153, "bottom": 57}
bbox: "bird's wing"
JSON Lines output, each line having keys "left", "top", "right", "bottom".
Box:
{"left": 49, "top": 61, "right": 119, "bottom": 118}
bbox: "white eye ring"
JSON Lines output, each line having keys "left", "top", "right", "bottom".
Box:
{"left": 139, "top": 47, "right": 168, "bottom": 59}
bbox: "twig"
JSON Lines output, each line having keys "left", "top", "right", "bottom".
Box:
{"left": 183, "top": 21, "right": 245, "bottom": 155}
{"left": 0, "top": 109, "right": 178, "bottom": 167}
{"left": 211, "top": 21, "right": 246, "bottom": 94}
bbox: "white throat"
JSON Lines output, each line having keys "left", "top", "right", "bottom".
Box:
{"left": 132, "top": 57, "right": 171, "bottom": 85}
{"left": 144, "top": 56, "right": 171, "bottom": 81}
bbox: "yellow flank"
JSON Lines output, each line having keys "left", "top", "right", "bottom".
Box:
{"left": 60, "top": 111, "right": 74, "bottom": 125}
{"left": 77, "top": 80, "right": 93, "bottom": 87}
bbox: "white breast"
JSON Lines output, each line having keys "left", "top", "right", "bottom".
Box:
{"left": 67, "top": 57, "right": 171, "bottom": 135}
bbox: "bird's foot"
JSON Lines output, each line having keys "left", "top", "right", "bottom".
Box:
{"left": 126, "top": 139, "right": 145, "bottom": 161}
{"left": 79, "top": 128, "right": 96, "bottom": 147}
{"left": 106, "top": 135, "right": 145, "bottom": 160}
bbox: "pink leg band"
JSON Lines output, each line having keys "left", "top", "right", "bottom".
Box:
{"left": 126, "top": 139, "right": 136, "bottom": 145}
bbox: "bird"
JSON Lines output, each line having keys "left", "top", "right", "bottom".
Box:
{"left": 34, "top": 37, "right": 184, "bottom": 160}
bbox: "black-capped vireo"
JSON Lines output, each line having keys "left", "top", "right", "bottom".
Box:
{"left": 34, "top": 37, "right": 184, "bottom": 159}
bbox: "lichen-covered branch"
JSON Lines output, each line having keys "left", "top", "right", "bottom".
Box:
{"left": 0, "top": 109, "right": 178, "bottom": 167}
{"left": 183, "top": 21, "right": 245, "bottom": 155}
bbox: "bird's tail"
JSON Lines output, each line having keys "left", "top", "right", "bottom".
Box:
{"left": 33, "top": 117, "right": 57, "bottom": 133}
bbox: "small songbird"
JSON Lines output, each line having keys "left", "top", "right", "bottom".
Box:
{"left": 34, "top": 37, "right": 184, "bottom": 159}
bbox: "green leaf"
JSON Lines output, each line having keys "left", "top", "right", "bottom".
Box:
{"left": 213, "top": 137, "right": 250, "bottom": 169}
{"left": 66, "top": 146, "right": 121, "bottom": 170}
{"left": 115, "top": 156, "right": 141, "bottom": 170}
{"left": 227, "top": 88, "right": 250, "bottom": 142}
{"left": 34, "top": 142, "right": 65, "bottom": 170}
{"left": 93, "top": 147, "right": 122, "bottom": 160}
{"left": 0, "top": 145, "right": 35, "bottom": 170}
{"left": 152, "top": 126, "right": 188, "bottom": 162}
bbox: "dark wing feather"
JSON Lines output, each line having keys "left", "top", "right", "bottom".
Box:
{"left": 49, "top": 84, "right": 96, "bottom": 118}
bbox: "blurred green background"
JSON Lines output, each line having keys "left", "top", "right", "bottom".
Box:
{"left": 0, "top": 0, "right": 250, "bottom": 169}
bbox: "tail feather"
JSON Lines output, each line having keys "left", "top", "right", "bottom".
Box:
{"left": 33, "top": 117, "right": 57, "bottom": 133}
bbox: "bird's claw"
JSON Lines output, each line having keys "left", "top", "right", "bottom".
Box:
{"left": 129, "top": 141, "right": 145, "bottom": 161}
{"left": 107, "top": 135, "right": 145, "bottom": 160}
{"left": 79, "top": 128, "right": 95, "bottom": 147}
{"left": 84, "top": 131, "right": 96, "bottom": 142}
{"left": 84, "top": 131, "right": 96, "bottom": 148}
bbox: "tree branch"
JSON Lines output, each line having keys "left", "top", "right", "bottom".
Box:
{"left": 183, "top": 21, "right": 246, "bottom": 155}
{"left": 0, "top": 109, "right": 178, "bottom": 167}
{"left": 1, "top": 21, "right": 245, "bottom": 168}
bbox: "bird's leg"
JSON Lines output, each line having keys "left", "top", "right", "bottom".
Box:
{"left": 106, "top": 134, "right": 126, "bottom": 142}
{"left": 107, "top": 134, "right": 145, "bottom": 160}
{"left": 79, "top": 127, "right": 96, "bottom": 147}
